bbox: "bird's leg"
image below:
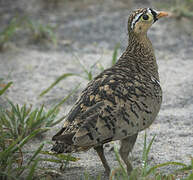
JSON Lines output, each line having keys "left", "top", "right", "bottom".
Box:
{"left": 119, "top": 133, "right": 138, "bottom": 175}
{"left": 94, "top": 145, "right": 111, "bottom": 175}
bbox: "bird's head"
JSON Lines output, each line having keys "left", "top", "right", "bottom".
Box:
{"left": 128, "top": 8, "right": 168, "bottom": 35}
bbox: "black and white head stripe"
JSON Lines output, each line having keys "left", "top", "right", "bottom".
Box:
{"left": 131, "top": 12, "right": 144, "bottom": 29}
{"left": 148, "top": 8, "right": 158, "bottom": 22}
{"left": 131, "top": 8, "right": 158, "bottom": 29}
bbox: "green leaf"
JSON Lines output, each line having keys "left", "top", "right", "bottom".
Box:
{"left": 39, "top": 73, "right": 77, "bottom": 97}
{"left": 0, "top": 82, "right": 12, "bottom": 96}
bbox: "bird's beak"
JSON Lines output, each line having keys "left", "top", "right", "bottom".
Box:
{"left": 156, "top": 11, "right": 169, "bottom": 19}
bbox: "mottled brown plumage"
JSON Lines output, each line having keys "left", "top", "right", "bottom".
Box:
{"left": 52, "top": 8, "right": 168, "bottom": 175}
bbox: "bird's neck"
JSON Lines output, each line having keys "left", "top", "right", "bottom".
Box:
{"left": 118, "top": 32, "right": 159, "bottom": 80}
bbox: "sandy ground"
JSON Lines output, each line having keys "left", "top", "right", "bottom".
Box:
{"left": 0, "top": 0, "right": 193, "bottom": 179}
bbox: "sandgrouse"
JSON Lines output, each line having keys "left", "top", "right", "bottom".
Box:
{"left": 52, "top": 8, "right": 168, "bottom": 175}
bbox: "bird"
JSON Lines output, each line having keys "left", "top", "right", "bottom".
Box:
{"left": 51, "top": 8, "right": 168, "bottom": 176}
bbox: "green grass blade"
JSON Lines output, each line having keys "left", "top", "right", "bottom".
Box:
{"left": 88, "top": 71, "right": 93, "bottom": 81}
{"left": 96, "top": 174, "right": 102, "bottom": 180}
{"left": 128, "top": 168, "right": 139, "bottom": 180}
{"left": 39, "top": 73, "right": 77, "bottom": 97}
{"left": 0, "top": 111, "right": 14, "bottom": 135}
{"left": 141, "top": 133, "right": 156, "bottom": 176}
{"left": 84, "top": 172, "right": 90, "bottom": 180}
{"left": 0, "top": 137, "right": 20, "bottom": 159}
{"left": 155, "top": 174, "right": 162, "bottom": 180}
{"left": 40, "top": 151, "right": 79, "bottom": 162}
{"left": 75, "top": 58, "right": 89, "bottom": 76}
{"left": 36, "top": 105, "right": 44, "bottom": 122}
{"left": 8, "top": 101, "right": 20, "bottom": 137}
{"left": 26, "top": 109, "right": 38, "bottom": 129}
{"left": 45, "top": 107, "right": 58, "bottom": 120}
{"left": 87, "top": 61, "right": 99, "bottom": 81}
{"left": 43, "top": 108, "right": 59, "bottom": 127}
{"left": 26, "top": 158, "right": 39, "bottom": 180}
{"left": 38, "top": 158, "right": 63, "bottom": 164}
{"left": 146, "top": 135, "right": 156, "bottom": 158}
{"left": 0, "top": 82, "right": 12, "bottom": 96}
{"left": 8, "top": 100, "right": 21, "bottom": 121}
{"left": 191, "top": 157, "right": 193, "bottom": 167}
{"left": 12, "top": 128, "right": 47, "bottom": 153}
{"left": 0, "top": 171, "right": 18, "bottom": 180}
{"left": 0, "top": 17, "right": 18, "bottom": 47}
{"left": 186, "top": 171, "right": 193, "bottom": 180}
{"left": 27, "top": 143, "right": 44, "bottom": 166}
{"left": 30, "top": 116, "right": 45, "bottom": 130}
{"left": 146, "top": 161, "right": 187, "bottom": 175}
{"left": 112, "top": 44, "right": 120, "bottom": 65}
{"left": 142, "top": 132, "right": 147, "bottom": 163}
{"left": 96, "top": 62, "right": 105, "bottom": 72}
{"left": 45, "top": 25, "right": 57, "bottom": 46}
{"left": 48, "top": 115, "right": 65, "bottom": 127}
{"left": 177, "top": 165, "right": 192, "bottom": 171}
{"left": 176, "top": 157, "right": 193, "bottom": 172}
{"left": 113, "top": 145, "right": 127, "bottom": 176}
{"left": 54, "top": 83, "right": 80, "bottom": 109}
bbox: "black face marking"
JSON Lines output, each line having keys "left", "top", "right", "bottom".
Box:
{"left": 149, "top": 8, "right": 158, "bottom": 22}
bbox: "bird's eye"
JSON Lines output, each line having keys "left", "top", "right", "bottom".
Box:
{"left": 142, "top": 14, "right": 149, "bottom": 20}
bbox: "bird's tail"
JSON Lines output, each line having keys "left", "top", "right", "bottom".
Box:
{"left": 51, "top": 141, "right": 90, "bottom": 153}
{"left": 51, "top": 141, "right": 76, "bottom": 153}
{"left": 51, "top": 128, "right": 90, "bottom": 153}
{"left": 51, "top": 128, "right": 76, "bottom": 153}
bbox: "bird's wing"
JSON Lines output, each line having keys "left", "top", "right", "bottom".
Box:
{"left": 52, "top": 68, "right": 159, "bottom": 148}
{"left": 72, "top": 73, "right": 139, "bottom": 147}
{"left": 52, "top": 70, "right": 111, "bottom": 142}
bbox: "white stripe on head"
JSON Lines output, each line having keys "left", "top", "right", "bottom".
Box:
{"left": 147, "top": 8, "right": 151, "bottom": 14}
{"left": 147, "top": 8, "right": 159, "bottom": 22}
{"left": 147, "top": 8, "right": 158, "bottom": 15}
{"left": 131, "top": 12, "right": 143, "bottom": 29}
{"left": 148, "top": 8, "right": 158, "bottom": 14}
